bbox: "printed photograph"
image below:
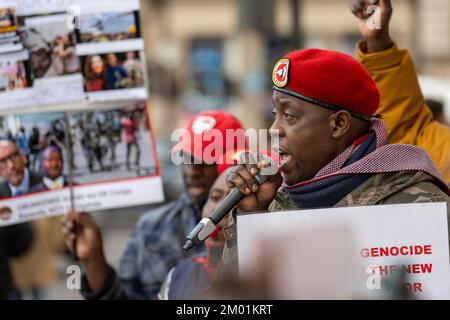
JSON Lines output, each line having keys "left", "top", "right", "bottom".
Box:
{"left": 20, "top": 15, "right": 81, "bottom": 79}
{"left": 0, "top": 7, "right": 23, "bottom": 54}
{"left": 0, "top": 102, "right": 157, "bottom": 200}
{"left": 81, "top": 51, "right": 144, "bottom": 92}
{"left": 0, "top": 58, "right": 31, "bottom": 92}
{"left": 77, "top": 11, "right": 140, "bottom": 43}
{"left": 0, "top": 8, "right": 17, "bottom": 33}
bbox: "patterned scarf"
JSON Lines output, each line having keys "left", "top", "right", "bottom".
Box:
{"left": 284, "top": 120, "right": 449, "bottom": 209}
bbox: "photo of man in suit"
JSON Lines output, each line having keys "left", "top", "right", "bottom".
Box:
{"left": 0, "top": 140, "right": 43, "bottom": 198}
{"left": 40, "top": 146, "right": 71, "bottom": 191}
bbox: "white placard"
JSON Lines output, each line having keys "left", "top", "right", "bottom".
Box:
{"left": 76, "top": 0, "right": 140, "bottom": 15}
{"left": 86, "top": 87, "right": 148, "bottom": 102}
{"left": 0, "top": 176, "right": 164, "bottom": 227}
{"left": 24, "top": 13, "right": 68, "bottom": 26}
{"left": 76, "top": 39, "right": 144, "bottom": 56}
{"left": 0, "top": 49, "right": 29, "bottom": 62}
{"left": 0, "top": 88, "right": 36, "bottom": 110}
{"left": 6, "top": 0, "right": 75, "bottom": 16}
{"left": 33, "top": 73, "right": 85, "bottom": 105}
{"left": 237, "top": 203, "right": 450, "bottom": 299}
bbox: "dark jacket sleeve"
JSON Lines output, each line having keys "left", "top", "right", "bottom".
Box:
{"left": 7, "top": 222, "right": 34, "bottom": 258}
{"left": 80, "top": 265, "right": 130, "bottom": 300}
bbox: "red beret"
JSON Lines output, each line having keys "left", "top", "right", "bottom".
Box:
{"left": 272, "top": 49, "right": 380, "bottom": 120}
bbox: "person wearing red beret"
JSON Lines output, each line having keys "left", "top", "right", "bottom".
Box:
{"left": 349, "top": 0, "right": 450, "bottom": 184}
{"left": 223, "top": 40, "right": 450, "bottom": 275}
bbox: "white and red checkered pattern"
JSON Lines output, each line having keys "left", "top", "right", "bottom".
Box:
{"left": 292, "top": 120, "right": 449, "bottom": 193}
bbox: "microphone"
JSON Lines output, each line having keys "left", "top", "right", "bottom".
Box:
{"left": 183, "top": 170, "right": 269, "bottom": 251}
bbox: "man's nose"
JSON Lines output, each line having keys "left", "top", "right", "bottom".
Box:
{"left": 269, "top": 122, "right": 285, "bottom": 138}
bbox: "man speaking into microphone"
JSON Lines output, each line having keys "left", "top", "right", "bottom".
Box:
{"left": 223, "top": 49, "right": 450, "bottom": 275}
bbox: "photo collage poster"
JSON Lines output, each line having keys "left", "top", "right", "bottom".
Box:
{"left": 0, "top": 0, "right": 164, "bottom": 227}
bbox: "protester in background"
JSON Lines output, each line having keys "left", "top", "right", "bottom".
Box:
{"left": 223, "top": 47, "right": 450, "bottom": 275}
{"left": 158, "top": 166, "right": 234, "bottom": 300}
{"left": 105, "top": 53, "right": 128, "bottom": 90}
{"left": 350, "top": 0, "right": 450, "bottom": 183}
{"left": 62, "top": 111, "right": 245, "bottom": 299}
{"left": 0, "top": 224, "right": 33, "bottom": 300}
{"left": 84, "top": 55, "right": 110, "bottom": 92}
{"left": 10, "top": 215, "right": 65, "bottom": 300}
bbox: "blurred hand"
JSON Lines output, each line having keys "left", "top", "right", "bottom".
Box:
{"left": 62, "top": 211, "right": 108, "bottom": 291}
{"left": 226, "top": 153, "right": 282, "bottom": 213}
{"left": 349, "top": 0, "right": 393, "bottom": 52}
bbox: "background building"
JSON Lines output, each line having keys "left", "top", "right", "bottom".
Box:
{"left": 138, "top": 0, "right": 450, "bottom": 197}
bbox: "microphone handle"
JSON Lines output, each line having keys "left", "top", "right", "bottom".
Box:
{"left": 209, "top": 187, "right": 245, "bottom": 224}
{"left": 183, "top": 172, "right": 269, "bottom": 251}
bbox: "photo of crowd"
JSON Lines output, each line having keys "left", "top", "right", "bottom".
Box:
{"left": 77, "top": 11, "right": 140, "bottom": 43}
{"left": 0, "top": 59, "right": 30, "bottom": 92}
{"left": 0, "top": 103, "right": 156, "bottom": 194}
{"left": 68, "top": 104, "right": 155, "bottom": 180}
{"left": 20, "top": 17, "right": 80, "bottom": 79}
{"left": 81, "top": 51, "right": 144, "bottom": 92}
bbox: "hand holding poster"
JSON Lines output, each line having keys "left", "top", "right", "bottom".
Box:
{"left": 237, "top": 203, "right": 450, "bottom": 299}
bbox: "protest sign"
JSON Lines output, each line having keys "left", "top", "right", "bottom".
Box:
{"left": 237, "top": 202, "right": 450, "bottom": 299}
{"left": 0, "top": 102, "right": 163, "bottom": 226}
{"left": 0, "top": 0, "right": 147, "bottom": 109}
{"left": 0, "top": 103, "right": 164, "bottom": 226}
{"left": 0, "top": 0, "right": 165, "bottom": 226}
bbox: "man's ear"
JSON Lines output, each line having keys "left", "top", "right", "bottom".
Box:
{"left": 329, "top": 111, "right": 352, "bottom": 139}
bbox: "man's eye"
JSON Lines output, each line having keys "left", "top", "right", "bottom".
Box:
{"left": 284, "top": 113, "right": 295, "bottom": 121}
{"left": 210, "top": 196, "right": 221, "bottom": 202}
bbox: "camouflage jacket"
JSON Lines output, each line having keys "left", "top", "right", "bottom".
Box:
{"left": 221, "top": 171, "right": 450, "bottom": 276}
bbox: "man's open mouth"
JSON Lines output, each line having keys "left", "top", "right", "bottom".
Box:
{"left": 276, "top": 147, "right": 293, "bottom": 170}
